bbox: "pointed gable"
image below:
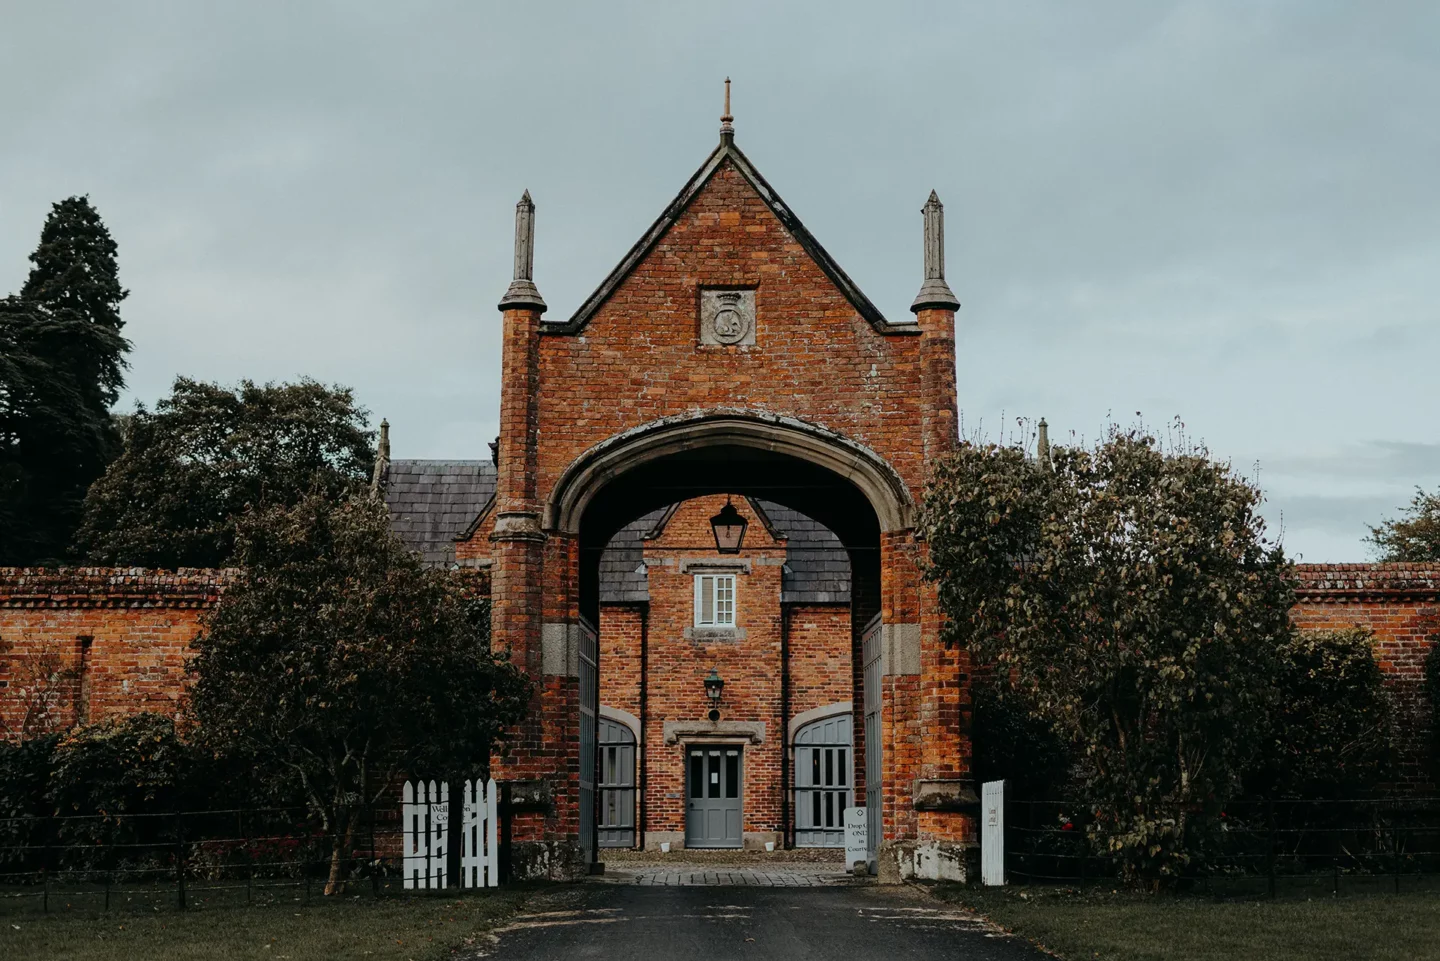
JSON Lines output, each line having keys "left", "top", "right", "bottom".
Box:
{"left": 544, "top": 138, "right": 912, "bottom": 335}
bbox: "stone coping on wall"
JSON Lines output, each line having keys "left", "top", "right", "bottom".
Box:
{"left": 4, "top": 562, "right": 1437, "bottom": 608}
{"left": 1294, "top": 563, "right": 1440, "bottom": 602}
{"left": 0, "top": 568, "right": 235, "bottom": 608}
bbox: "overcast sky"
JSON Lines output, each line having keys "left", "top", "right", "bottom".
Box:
{"left": 2, "top": 1, "right": 1436, "bottom": 561}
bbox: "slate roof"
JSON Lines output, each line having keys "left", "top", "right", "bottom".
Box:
{"left": 760, "top": 501, "right": 851, "bottom": 605}
{"left": 382, "top": 460, "right": 851, "bottom": 604}
{"left": 597, "top": 507, "right": 671, "bottom": 604}
{"left": 595, "top": 499, "right": 850, "bottom": 605}
{"left": 382, "top": 460, "right": 496, "bottom": 569}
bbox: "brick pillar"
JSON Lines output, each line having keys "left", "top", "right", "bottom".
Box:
{"left": 488, "top": 193, "right": 587, "bottom": 878}
{"left": 874, "top": 189, "right": 976, "bottom": 882}
{"left": 877, "top": 528, "right": 923, "bottom": 880}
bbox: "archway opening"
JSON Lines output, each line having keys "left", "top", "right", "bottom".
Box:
{"left": 564, "top": 426, "right": 900, "bottom": 863}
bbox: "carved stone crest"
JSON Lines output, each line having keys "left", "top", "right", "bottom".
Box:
{"left": 699, "top": 289, "right": 756, "bottom": 346}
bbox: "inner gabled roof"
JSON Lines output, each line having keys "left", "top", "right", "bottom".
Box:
{"left": 543, "top": 135, "right": 917, "bottom": 335}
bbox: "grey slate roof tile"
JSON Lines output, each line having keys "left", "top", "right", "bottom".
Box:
{"left": 382, "top": 459, "right": 851, "bottom": 604}
{"left": 382, "top": 459, "right": 496, "bottom": 569}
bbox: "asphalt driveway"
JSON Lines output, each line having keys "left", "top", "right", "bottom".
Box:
{"left": 470, "top": 882, "right": 1048, "bottom": 960}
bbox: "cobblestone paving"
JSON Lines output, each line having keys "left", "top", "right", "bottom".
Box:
{"left": 595, "top": 861, "right": 855, "bottom": 886}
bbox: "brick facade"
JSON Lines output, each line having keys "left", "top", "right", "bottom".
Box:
{"left": 589, "top": 495, "right": 854, "bottom": 850}
{"left": 0, "top": 569, "right": 229, "bottom": 737}
{"left": 1292, "top": 564, "right": 1440, "bottom": 792}
{"left": 482, "top": 124, "right": 975, "bottom": 881}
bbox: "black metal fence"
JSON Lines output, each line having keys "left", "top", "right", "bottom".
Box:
{"left": 1006, "top": 797, "right": 1440, "bottom": 894}
{"left": 0, "top": 805, "right": 409, "bottom": 915}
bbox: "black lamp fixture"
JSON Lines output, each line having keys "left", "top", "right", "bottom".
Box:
{"left": 709, "top": 497, "right": 748, "bottom": 554}
{"left": 704, "top": 668, "right": 724, "bottom": 722}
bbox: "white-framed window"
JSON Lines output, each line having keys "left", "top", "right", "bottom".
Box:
{"left": 694, "top": 573, "right": 736, "bottom": 628}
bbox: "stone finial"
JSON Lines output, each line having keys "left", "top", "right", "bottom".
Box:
{"left": 720, "top": 77, "right": 734, "bottom": 143}
{"left": 370, "top": 418, "right": 391, "bottom": 495}
{"left": 1037, "top": 418, "right": 1052, "bottom": 472}
{"left": 498, "top": 190, "right": 548, "bottom": 312}
{"left": 910, "top": 190, "right": 961, "bottom": 313}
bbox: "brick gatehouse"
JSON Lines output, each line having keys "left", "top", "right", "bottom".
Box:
{"left": 2, "top": 104, "right": 1437, "bottom": 883}
{"left": 439, "top": 103, "right": 974, "bottom": 882}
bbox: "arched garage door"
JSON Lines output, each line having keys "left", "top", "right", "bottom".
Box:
{"left": 794, "top": 712, "right": 853, "bottom": 847}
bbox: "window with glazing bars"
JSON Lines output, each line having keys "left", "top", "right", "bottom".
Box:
{"left": 694, "top": 574, "right": 736, "bottom": 628}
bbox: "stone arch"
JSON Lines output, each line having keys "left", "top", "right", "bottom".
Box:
{"left": 788, "top": 700, "right": 854, "bottom": 743}
{"left": 600, "top": 705, "right": 641, "bottom": 743}
{"left": 544, "top": 408, "right": 915, "bottom": 536}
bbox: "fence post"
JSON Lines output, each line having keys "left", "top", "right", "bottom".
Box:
{"left": 1393, "top": 801, "right": 1401, "bottom": 895}
{"left": 1266, "top": 799, "right": 1276, "bottom": 900}
{"left": 1077, "top": 824, "right": 1086, "bottom": 891}
{"left": 175, "top": 811, "right": 187, "bottom": 911}
{"left": 42, "top": 815, "right": 51, "bottom": 914}
{"left": 499, "top": 782, "right": 512, "bottom": 885}
{"left": 242, "top": 810, "right": 252, "bottom": 905}
{"left": 369, "top": 796, "right": 380, "bottom": 898}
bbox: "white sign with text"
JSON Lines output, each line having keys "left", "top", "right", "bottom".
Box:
{"left": 843, "top": 807, "right": 868, "bottom": 873}
{"left": 981, "top": 780, "right": 1005, "bottom": 886}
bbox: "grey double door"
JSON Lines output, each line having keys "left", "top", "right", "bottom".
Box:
{"left": 685, "top": 746, "right": 742, "bottom": 848}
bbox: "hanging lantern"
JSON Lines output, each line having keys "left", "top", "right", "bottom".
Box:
{"left": 709, "top": 498, "right": 748, "bottom": 554}
{"left": 704, "top": 669, "right": 724, "bottom": 722}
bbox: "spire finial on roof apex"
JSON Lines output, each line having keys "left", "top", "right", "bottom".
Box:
{"left": 910, "top": 189, "right": 961, "bottom": 313}
{"left": 498, "top": 189, "right": 547, "bottom": 312}
{"left": 370, "top": 418, "right": 392, "bottom": 496}
{"left": 720, "top": 77, "right": 734, "bottom": 142}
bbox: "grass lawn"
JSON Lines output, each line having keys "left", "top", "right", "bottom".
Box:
{"left": 934, "top": 881, "right": 1440, "bottom": 961}
{"left": 0, "top": 884, "right": 536, "bottom": 961}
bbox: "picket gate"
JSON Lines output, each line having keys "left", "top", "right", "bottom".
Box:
{"left": 403, "top": 778, "right": 498, "bottom": 889}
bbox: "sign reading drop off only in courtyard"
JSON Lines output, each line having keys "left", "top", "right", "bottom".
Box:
{"left": 844, "top": 807, "right": 867, "bottom": 872}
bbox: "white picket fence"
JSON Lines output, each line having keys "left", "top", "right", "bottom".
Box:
{"left": 402, "top": 778, "right": 499, "bottom": 889}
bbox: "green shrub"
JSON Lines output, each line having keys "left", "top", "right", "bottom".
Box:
{"left": 0, "top": 734, "right": 58, "bottom": 868}
{"left": 47, "top": 712, "right": 190, "bottom": 863}
{"left": 923, "top": 430, "right": 1291, "bottom": 885}
{"left": 1426, "top": 640, "right": 1440, "bottom": 771}
{"left": 1251, "top": 629, "right": 1394, "bottom": 798}
{"left": 970, "top": 678, "right": 1072, "bottom": 798}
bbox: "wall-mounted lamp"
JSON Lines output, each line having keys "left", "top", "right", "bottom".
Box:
{"left": 709, "top": 498, "right": 748, "bottom": 554}
{"left": 704, "top": 668, "right": 724, "bottom": 722}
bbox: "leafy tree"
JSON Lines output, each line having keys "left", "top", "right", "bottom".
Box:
{"left": 20, "top": 196, "right": 129, "bottom": 406}
{"left": 922, "top": 429, "right": 1293, "bottom": 884}
{"left": 0, "top": 197, "right": 131, "bottom": 564}
{"left": 1368, "top": 487, "right": 1440, "bottom": 562}
{"left": 186, "top": 494, "right": 528, "bottom": 893}
{"left": 76, "top": 378, "right": 374, "bottom": 568}
{"left": 1250, "top": 629, "right": 1394, "bottom": 798}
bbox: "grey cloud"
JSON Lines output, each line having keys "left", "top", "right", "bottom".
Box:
{"left": 1, "top": 1, "right": 1436, "bottom": 558}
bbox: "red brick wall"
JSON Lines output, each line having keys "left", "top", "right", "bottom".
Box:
{"left": 787, "top": 607, "right": 852, "bottom": 718}
{"left": 599, "top": 606, "right": 643, "bottom": 722}
{"left": 531, "top": 160, "right": 928, "bottom": 514}
{"left": 595, "top": 496, "right": 855, "bottom": 847}
{"left": 1293, "top": 563, "right": 1440, "bottom": 792}
{"left": 0, "top": 569, "right": 228, "bottom": 738}
{"left": 643, "top": 496, "right": 787, "bottom": 839}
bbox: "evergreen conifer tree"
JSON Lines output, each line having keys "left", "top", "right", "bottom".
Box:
{"left": 0, "top": 197, "right": 130, "bottom": 564}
